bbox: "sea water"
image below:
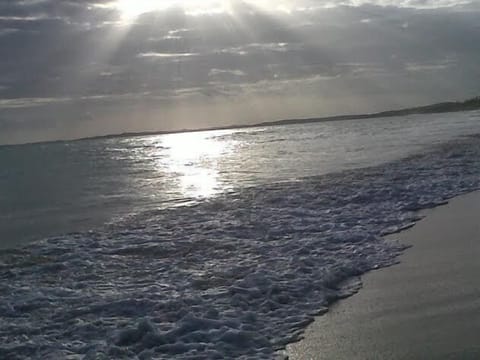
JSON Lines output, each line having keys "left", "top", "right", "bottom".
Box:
{"left": 1, "top": 111, "right": 480, "bottom": 358}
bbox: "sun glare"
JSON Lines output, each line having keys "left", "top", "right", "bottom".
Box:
{"left": 158, "top": 131, "right": 235, "bottom": 198}
{"left": 115, "top": 0, "right": 233, "bottom": 19}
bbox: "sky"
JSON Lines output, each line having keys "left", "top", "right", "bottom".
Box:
{"left": 0, "top": 0, "right": 479, "bottom": 144}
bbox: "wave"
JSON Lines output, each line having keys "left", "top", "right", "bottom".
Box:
{"left": 1, "top": 135, "right": 480, "bottom": 359}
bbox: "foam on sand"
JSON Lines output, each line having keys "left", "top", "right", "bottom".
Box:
{"left": 288, "top": 190, "right": 480, "bottom": 359}
{"left": 2, "top": 135, "right": 480, "bottom": 358}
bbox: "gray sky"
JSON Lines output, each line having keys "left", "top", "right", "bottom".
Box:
{"left": 0, "top": 0, "right": 479, "bottom": 144}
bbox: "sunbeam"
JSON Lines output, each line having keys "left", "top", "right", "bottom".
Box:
{"left": 115, "top": 0, "right": 233, "bottom": 19}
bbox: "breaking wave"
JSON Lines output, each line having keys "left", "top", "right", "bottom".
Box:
{"left": 2, "top": 135, "right": 480, "bottom": 359}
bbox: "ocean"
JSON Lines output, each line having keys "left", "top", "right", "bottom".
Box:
{"left": 1, "top": 110, "right": 480, "bottom": 358}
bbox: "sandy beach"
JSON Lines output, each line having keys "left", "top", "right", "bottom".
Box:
{"left": 288, "top": 191, "right": 480, "bottom": 359}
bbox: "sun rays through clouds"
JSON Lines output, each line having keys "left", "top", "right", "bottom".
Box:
{"left": 0, "top": 0, "right": 479, "bottom": 143}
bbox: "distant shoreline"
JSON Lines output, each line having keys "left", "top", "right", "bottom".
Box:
{"left": 3, "top": 96, "right": 480, "bottom": 147}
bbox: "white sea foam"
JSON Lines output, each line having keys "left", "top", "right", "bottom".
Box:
{"left": 1, "top": 135, "right": 480, "bottom": 359}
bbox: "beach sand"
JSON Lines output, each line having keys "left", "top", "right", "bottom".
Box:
{"left": 287, "top": 191, "right": 480, "bottom": 359}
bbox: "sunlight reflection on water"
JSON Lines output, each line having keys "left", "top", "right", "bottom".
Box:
{"left": 3, "top": 111, "right": 480, "bottom": 248}
{"left": 157, "top": 130, "right": 237, "bottom": 198}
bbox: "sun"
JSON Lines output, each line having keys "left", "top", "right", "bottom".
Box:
{"left": 115, "top": 0, "right": 232, "bottom": 20}
{"left": 115, "top": 0, "right": 169, "bottom": 19}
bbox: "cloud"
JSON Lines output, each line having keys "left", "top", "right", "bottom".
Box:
{"left": 405, "top": 57, "right": 457, "bottom": 72}
{"left": 137, "top": 52, "right": 199, "bottom": 59}
{"left": 0, "top": 0, "right": 479, "bottom": 143}
{"left": 208, "top": 69, "right": 246, "bottom": 77}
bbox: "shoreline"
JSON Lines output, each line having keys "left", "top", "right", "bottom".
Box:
{"left": 287, "top": 190, "right": 480, "bottom": 359}
{"left": 3, "top": 131, "right": 480, "bottom": 358}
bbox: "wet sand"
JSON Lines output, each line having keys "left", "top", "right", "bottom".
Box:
{"left": 288, "top": 191, "right": 480, "bottom": 359}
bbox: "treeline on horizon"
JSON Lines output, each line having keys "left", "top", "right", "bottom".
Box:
{"left": 263, "top": 96, "right": 480, "bottom": 126}
{"left": 378, "top": 96, "right": 480, "bottom": 116}
{"left": 93, "top": 96, "right": 480, "bottom": 140}
{"left": 4, "top": 96, "right": 480, "bottom": 146}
